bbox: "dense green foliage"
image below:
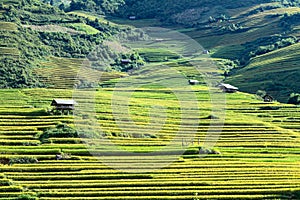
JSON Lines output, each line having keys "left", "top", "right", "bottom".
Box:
{"left": 288, "top": 93, "right": 300, "bottom": 104}
{"left": 0, "top": 58, "right": 40, "bottom": 88}
{"left": 217, "top": 35, "right": 298, "bottom": 66}
{"left": 62, "top": 0, "right": 125, "bottom": 14}
{"left": 116, "top": 0, "right": 272, "bottom": 22}
{"left": 16, "top": 194, "right": 38, "bottom": 200}
{"left": 38, "top": 32, "right": 103, "bottom": 58}
{"left": 111, "top": 52, "right": 145, "bottom": 72}
{"left": 0, "top": 0, "right": 124, "bottom": 88}
{"left": 39, "top": 124, "right": 79, "bottom": 143}
{"left": 9, "top": 157, "right": 38, "bottom": 165}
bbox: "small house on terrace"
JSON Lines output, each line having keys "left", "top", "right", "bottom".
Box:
{"left": 218, "top": 83, "right": 238, "bottom": 93}
{"left": 188, "top": 79, "right": 200, "bottom": 85}
{"left": 202, "top": 50, "right": 210, "bottom": 54}
{"left": 129, "top": 16, "right": 136, "bottom": 20}
{"left": 51, "top": 99, "right": 76, "bottom": 111}
{"left": 263, "top": 94, "right": 274, "bottom": 102}
{"left": 121, "top": 59, "right": 132, "bottom": 64}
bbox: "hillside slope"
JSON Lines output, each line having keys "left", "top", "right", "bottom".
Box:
{"left": 0, "top": 0, "right": 127, "bottom": 89}
{"left": 226, "top": 42, "right": 300, "bottom": 102}
{"left": 0, "top": 1, "right": 300, "bottom": 199}
{"left": 1, "top": 0, "right": 300, "bottom": 102}
{"left": 180, "top": 4, "right": 300, "bottom": 102}
{"left": 102, "top": 0, "right": 300, "bottom": 102}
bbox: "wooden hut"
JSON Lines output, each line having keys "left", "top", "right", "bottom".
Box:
{"left": 129, "top": 16, "right": 136, "bottom": 20}
{"left": 202, "top": 50, "right": 210, "bottom": 54}
{"left": 121, "top": 59, "right": 131, "bottom": 64}
{"left": 188, "top": 79, "right": 200, "bottom": 85}
{"left": 51, "top": 99, "right": 76, "bottom": 111}
{"left": 263, "top": 94, "right": 274, "bottom": 102}
{"left": 218, "top": 83, "right": 238, "bottom": 93}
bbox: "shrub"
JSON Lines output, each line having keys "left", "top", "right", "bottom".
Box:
{"left": 0, "top": 178, "right": 12, "bottom": 186}
{"left": 16, "top": 194, "right": 38, "bottom": 200}
{"left": 9, "top": 157, "right": 38, "bottom": 165}
{"left": 183, "top": 148, "right": 199, "bottom": 155}
{"left": 288, "top": 93, "right": 300, "bottom": 105}
{"left": 39, "top": 124, "right": 78, "bottom": 143}
{"left": 0, "top": 158, "right": 10, "bottom": 165}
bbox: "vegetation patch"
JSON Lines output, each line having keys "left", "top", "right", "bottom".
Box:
{"left": 138, "top": 48, "right": 181, "bottom": 62}
{"left": 23, "top": 24, "right": 84, "bottom": 34}
{"left": 288, "top": 93, "right": 300, "bottom": 105}
{"left": 16, "top": 194, "right": 38, "bottom": 200}
{"left": 63, "top": 23, "right": 100, "bottom": 34}
{"left": 38, "top": 124, "right": 79, "bottom": 143}
{"left": 0, "top": 156, "right": 38, "bottom": 165}
{"left": 0, "top": 21, "right": 17, "bottom": 31}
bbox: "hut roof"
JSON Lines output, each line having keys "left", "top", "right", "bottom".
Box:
{"left": 263, "top": 94, "right": 274, "bottom": 101}
{"left": 263, "top": 94, "right": 273, "bottom": 98}
{"left": 219, "top": 83, "right": 238, "bottom": 90}
{"left": 203, "top": 50, "right": 210, "bottom": 54}
{"left": 121, "top": 59, "right": 131, "bottom": 63}
{"left": 189, "top": 79, "right": 199, "bottom": 82}
{"left": 129, "top": 16, "right": 136, "bottom": 19}
{"left": 51, "top": 99, "right": 76, "bottom": 106}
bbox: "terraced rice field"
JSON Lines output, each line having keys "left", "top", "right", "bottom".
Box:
{"left": 226, "top": 42, "right": 300, "bottom": 101}
{"left": 0, "top": 47, "right": 19, "bottom": 57}
{"left": 183, "top": 6, "right": 296, "bottom": 49}
{"left": 1, "top": 4, "right": 300, "bottom": 198}
{"left": 0, "top": 83, "right": 299, "bottom": 199}
{"left": 35, "top": 57, "right": 126, "bottom": 89}
{"left": 0, "top": 22, "right": 18, "bottom": 32}
{"left": 0, "top": 0, "right": 19, "bottom": 6}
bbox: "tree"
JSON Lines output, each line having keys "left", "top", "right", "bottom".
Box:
{"left": 58, "top": 3, "right": 65, "bottom": 10}
{"left": 288, "top": 93, "right": 300, "bottom": 105}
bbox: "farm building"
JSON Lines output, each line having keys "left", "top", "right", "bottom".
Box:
{"left": 218, "top": 83, "right": 238, "bottom": 93}
{"left": 203, "top": 50, "right": 210, "bottom": 54}
{"left": 121, "top": 59, "right": 132, "bottom": 64}
{"left": 51, "top": 99, "right": 76, "bottom": 111}
{"left": 263, "top": 94, "right": 274, "bottom": 102}
{"left": 188, "top": 79, "right": 200, "bottom": 85}
{"left": 155, "top": 38, "right": 164, "bottom": 42}
{"left": 129, "top": 16, "right": 136, "bottom": 20}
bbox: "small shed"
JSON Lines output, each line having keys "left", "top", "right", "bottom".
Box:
{"left": 203, "top": 50, "right": 210, "bottom": 54}
{"left": 129, "top": 16, "right": 136, "bottom": 20}
{"left": 219, "top": 83, "right": 238, "bottom": 93}
{"left": 51, "top": 99, "right": 76, "bottom": 111}
{"left": 121, "top": 59, "right": 131, "bottom": 64}
{"left": 188, "top": 79, "right": 200, "bottom": 85}
{"left": 155, "top": 38, "right": 164, "bottom": 42}
{"left": 263, "top": 94, "right": 274, "bottom": 102}
{"left": 55, "top": 154, "right": 63, "bottom": 160}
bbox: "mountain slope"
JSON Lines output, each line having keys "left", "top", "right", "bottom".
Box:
{"left": 1, "top": 0, "right": 300, "bottom": 102}
{"left": 0, "top": 0, "right": 124, "bottom": 88}
{"left": 226, "top": 42, "right": 300, "bottom": 102}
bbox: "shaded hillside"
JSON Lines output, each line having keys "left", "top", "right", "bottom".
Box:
{"left": 116, "top": 0, "right": 273, "bottom": 23}
{"left": 226, "top": 42, "right": 300, "bottom": 102}
{"left": 1, "top": 0, "right": 300, "bottom": 102}
{"left": 178, "top": 4, "right": 300, "bottom": 102}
